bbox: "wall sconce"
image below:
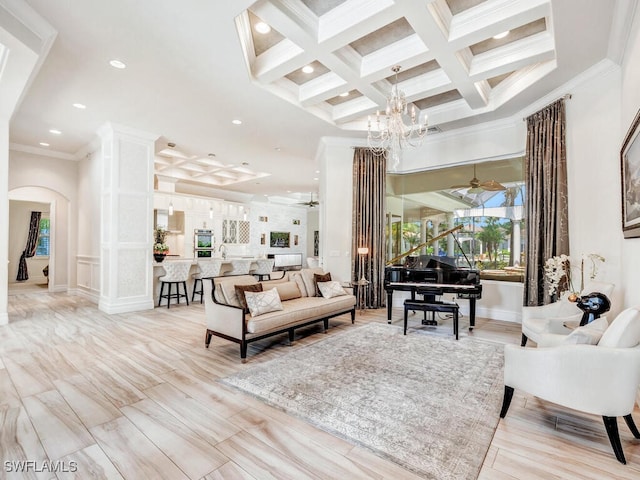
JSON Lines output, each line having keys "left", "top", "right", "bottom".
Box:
{"left": 209, "top": 206, "right": 213, "bottom": 219}
{"left": 168, "top": 200, "right": 174, "bottom": 216}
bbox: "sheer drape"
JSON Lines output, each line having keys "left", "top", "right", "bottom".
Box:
{"left": 523, "top": 99, "right": 569, "bottom": 306}
{"left": 16, "top": 211, "right": 42, "bottom": 282}
{"left": 352, "top": 148, "right": 386, "bottom": 309}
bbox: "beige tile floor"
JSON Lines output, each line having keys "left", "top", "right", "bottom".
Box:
{"left": 1, "top": 292, "right": 639, "bottom": 479}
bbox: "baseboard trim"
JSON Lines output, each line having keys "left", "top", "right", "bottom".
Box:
{"left": 99, "top": 297, "right": 154, "bottom": 314}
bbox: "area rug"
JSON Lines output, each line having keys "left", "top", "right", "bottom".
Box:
{"left": 220, "top": 323, "right": 504, "bottom": 479}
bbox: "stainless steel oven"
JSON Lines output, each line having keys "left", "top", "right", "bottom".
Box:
{"left": 194, "top": 229, "right": 214, "bottom": 258}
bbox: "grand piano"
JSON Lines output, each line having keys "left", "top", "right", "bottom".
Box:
{"left": 384, "top": 225, "right": 483, "bottom": 329}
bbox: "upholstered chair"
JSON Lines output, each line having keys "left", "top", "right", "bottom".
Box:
{"left": 521, "top": 281, "right": 615, "bottom": 347}
{"left": 251, "top": 258, "right": 275, "bottom": 281}
{"left": 191, "top": 258, "right": 223, "bottom": 303}
{"left": 224, "top": 259, "right": 252, "bottom": 276}
{"left": 501, "top": 306, "right": 640, "bottom": 464}
{"left": 158, "top": 260, "right": 193, "bottom": 308}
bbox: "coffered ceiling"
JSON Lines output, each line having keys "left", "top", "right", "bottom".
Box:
{"left": 237, "top": 0, "right": 556, "bottom": 132}
{"left": 5, "top": 0, "right": 622, "bottom": 201}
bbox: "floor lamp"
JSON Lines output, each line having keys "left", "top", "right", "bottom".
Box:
{"left": 355, "top": 247, "right": 370, "bottom": 310}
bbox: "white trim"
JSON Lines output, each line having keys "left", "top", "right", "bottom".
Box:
{"left": 9, "top": 143, "right": 77, "bottom": 161}
{"left": 98, "top": 298, "right": 154, "bottom": 314}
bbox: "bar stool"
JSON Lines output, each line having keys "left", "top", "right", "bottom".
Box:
{"left": 251, "top": 258, "right": 275, "bottom": 281}
{"left": 224, "top": 259, "right": 252, "bottom": 276}
{"left": 191, "top": 258, "right": 223, "bottom": 303}
{"left": 158, "top": 260, "right": 192, "bottom": 308}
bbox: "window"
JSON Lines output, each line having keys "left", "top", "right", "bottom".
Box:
{"left": 385, "top": 158, "right": 525, "bottom": 281}
{"left": 35, "top": 217, "right": 50, "bottom": 257}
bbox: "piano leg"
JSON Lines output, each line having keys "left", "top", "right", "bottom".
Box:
{"left": 469, "top": 298, "right": 476, "bottom": 330}
{"left": 386, "top": 291, "right": 394, "bottom": 324}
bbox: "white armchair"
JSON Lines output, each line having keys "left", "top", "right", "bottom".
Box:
{"left": 521, "top": 281, "right": 614, "bottom": 347}
{"left": 501, "top": 306, "right": 640, "bottom": 464}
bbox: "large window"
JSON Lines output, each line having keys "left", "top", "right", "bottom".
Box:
{"left": 386, "top": 158, "right": 525, "bottom": 281}
{"left": 35, "top": 217, "right": 50, "bottom": 257}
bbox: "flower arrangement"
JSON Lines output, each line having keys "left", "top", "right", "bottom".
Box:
{"left": 544, "top": 253, "right": 605, "bottom": 298}
{"left": 153, "top": 226, "right": 169, "bottom": 254}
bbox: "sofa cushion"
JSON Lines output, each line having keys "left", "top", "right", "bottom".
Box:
{"left": 235, "top": 283, "right": 263, "bottom": 312}
{"left": 245, "top": 288, "right": 284, "bottom": 317}
{"left": 271, "top": 281, "right": 302, "bottom": 301}
{"left": 313, "top": 272, "right": 332, "bottom": 296}
{"left": 290, "top": 272, "right": 308, "bottom": 297}
{"left": 317, "top": 280, "right": 347, "bottom": 299}
{"left": 561, "top": 317, "right": 608, "bottom": 345}
{"left": 598, "top": 307, "right": 640, "bottom": 348}
{"left": 246, "top": 295, "right": 356, "bottom": 334}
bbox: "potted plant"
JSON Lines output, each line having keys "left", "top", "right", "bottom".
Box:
{"left": 153, "top": 226, "right": 169, "bottom": 262}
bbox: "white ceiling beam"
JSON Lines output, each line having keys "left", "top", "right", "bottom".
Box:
{"left": 449, "top": 0, "right": 550, "bottom": 48}
{"left": 468, "top": 31, "right": 555, "bottom": 80}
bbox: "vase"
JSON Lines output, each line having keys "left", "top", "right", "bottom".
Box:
{"left": 154, "top": 253, "right": 166, "bottom": 263}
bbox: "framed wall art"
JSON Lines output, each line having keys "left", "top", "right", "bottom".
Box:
{"left": 621, "top": 107, "right": 640, "bottom": 238}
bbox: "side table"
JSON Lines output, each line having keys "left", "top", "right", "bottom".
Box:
{"left": 352, "top": 278, "right": 370, "bottom": 311}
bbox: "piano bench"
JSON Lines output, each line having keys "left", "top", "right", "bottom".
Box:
{"left": 403, "top": 300, "right": 459, "bottom": 340}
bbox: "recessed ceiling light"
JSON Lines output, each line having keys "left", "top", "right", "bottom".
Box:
{"left": 49, "top": 129, "right": 62, "bottom": 135}
{"left": 39, "top": 142, "right": 50, "bottom": 147}
{"left": 315, "top": 170, "right": 320, "bottom": 174}
{"left": 72, "top": 103, "right": 86, "bottom": 109}
{"left": 339, "top": 92, "right": 349, "bottom": 97}
{"left": 254, "top": 22, "right": 271, "bottom": 34}
{"left": 109, "top": 59, "right": 126, "bottom": 69}
{"left": 313, "top": 177, "right": 319, "bottom": 181}
{"left": 274, "top": 147, "right": 281, "bottom": 151}
{"left": 493, "top": 31, "right": 509, "bottom": 39}
{"left": 302, "top": 65, "right": 314, "bottom": 74}
{"left": 232, "top": 119, "right": 242, "bottom": 125}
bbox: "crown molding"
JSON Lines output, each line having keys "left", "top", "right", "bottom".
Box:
{"left": 9, "top": 142, "right": 77, "bottom": 161}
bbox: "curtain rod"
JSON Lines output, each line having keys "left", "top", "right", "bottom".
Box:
{"left": 523, "top": 94, "right": 572, "bottom": 121}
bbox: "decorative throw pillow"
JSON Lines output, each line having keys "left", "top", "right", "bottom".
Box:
{"left": 244, "top": 287, "right": 284, "bottom": 317}
{"left": 562, "top": 316, "right": 609, "bottom": 345}
{"left": 314, "top": 272, "right": 332, "bottom": 296}
{"left": 235, "top": 283, "right": 263, "bottom": 312}
{"left": 317, "top": 281, "right": 347, "bottom": 299}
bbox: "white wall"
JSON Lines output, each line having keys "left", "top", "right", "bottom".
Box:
{"left": 76, "top": 151, "right": 102, "bottom": 300}
{"left": 318, "top": 140, "right": 354, "bottom": 283}
{"left": 620, "top": 5, "right": 640, "bottom": 309}
{"left": 565, "top": 61, "right": 623, "bottom": 316}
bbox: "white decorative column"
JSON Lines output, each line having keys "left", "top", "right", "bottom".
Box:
{"left": 447, "top": 214, "right": 455, "bottom": 257}
{"left": 98, "top": 123, "right": 158, "bottom": 314}
{"left": 420, "top": 217, "right": 428, "bottom": 255}
{"left": 431, "top": 218, "right": 439, "bottom": 254}
{"left": 512, "top": 220, "right": 522, "bottom": 265}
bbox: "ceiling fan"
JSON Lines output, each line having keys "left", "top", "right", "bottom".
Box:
{"left": 298, "top": 192, "right": 319, "bottom": 207}
{"left": 450, "top": 164, "right": 506, "bottom": 193}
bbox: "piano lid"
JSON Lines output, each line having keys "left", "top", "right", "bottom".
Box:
{"left": 405, "top": 255, "right": 458, "bottom": 270}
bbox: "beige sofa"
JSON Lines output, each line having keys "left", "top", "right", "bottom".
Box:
{"left": 204, "top": 268, "right": 356, "bottom": 360}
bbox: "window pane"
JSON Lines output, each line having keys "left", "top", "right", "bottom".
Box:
{"left": 35, "top": 217, "right": 50, "bottom": 256}
{"left": 385, "top": 158, "right": 525, "bottom": 281}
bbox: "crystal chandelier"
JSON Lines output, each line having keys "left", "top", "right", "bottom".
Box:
{"left": 367, "top": 65, "right": 428, "bottom": 170}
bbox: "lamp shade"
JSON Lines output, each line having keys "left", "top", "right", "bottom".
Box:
{"left": 357, "top": 247, "right": 369, "bottom": 255}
